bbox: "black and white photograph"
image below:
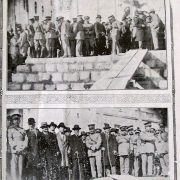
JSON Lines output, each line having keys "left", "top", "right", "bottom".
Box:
{"left": 6, "top": 108, "right": 169, "bottom": 180}
{"left": 6, "top": 0, "right": 168, "bottom": 91}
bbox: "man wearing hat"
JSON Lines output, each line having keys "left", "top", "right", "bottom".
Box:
{"left": 149, "top": 9, "right": 160, "bottom": 50}
{"left": 83, "top": 16, "right": 95, "bottom": 56}
{"left": 56, "top": 122, "right": 69, "bottom": 180}
{"left": 8, "top": 114, "right": 28, "bottom": 180}
{"left": 95, "top": 128, "right": 102, "bottom": 134}
{"left": 101, "top": 123, "right": 118, "bottom": 176}
{"left": 155, "top": 123, "right": 168, "bottom": 176}
{"left": 64, "top": 127, "right": 72, "bottom": 137}
{"left": 116, "top": 126, "right": 130, "bottom": 175}
{"left": 104, "top": 22, "right": 112, "bottom": 55}
{"left": 49, "top": 122, "right": 57, "bottom": 134}
{"left": 39, "top": 122, "right": 60, "bottom": 180}
{"left": 73, "top": 16, "right": 85, "bottom": 57}
{"left": 139, "top": 122, "right": 156, "bottom": 176}
{"left": 25, "top": 118, "right": 42, "bottom": 180}
{"left": 45, "top": 16, "right": 57, "bottom": 58}
{"left": 94, "top": 15, "right": 106, "bottom": 55}
{"left": 86, "top": 124, "right": 102, "bottom": 178}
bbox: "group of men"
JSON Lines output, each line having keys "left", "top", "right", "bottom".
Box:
{"left": 7, "top": 113, "right": 168, "bottom": 180}
{"left": 8, "top": 9, "right": 165, "bottom": 71}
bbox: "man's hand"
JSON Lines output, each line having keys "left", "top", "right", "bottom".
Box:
{"left": 101, "top": 147, "right": 105, "bottom": 151}
{"left": 142, "top": 24, "right": 145, "bottom": 27}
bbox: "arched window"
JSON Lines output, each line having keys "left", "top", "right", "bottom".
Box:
{"left": 34, "top": 2, "right": 37, "bottom": 14}
{"left": 42, "top": 6, "right": 44, "bottom": 16}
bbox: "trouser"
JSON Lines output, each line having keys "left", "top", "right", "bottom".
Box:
{"left": 46, "top": 38, "right": 55, "bottom": 57}
{"left": 61, "top": 38, "right": 71, "bottom": 56}
{"left": 84, "top": 38, "right": 95, "bottom": 56}
{"left": 134, "top": 156, "right": 140, "bottom": 177}
{"left": 105, "top": 165, "right": 116, "bottom": 176}
{"left": 141, "top": 153, "right": 153, "bottom": 176}
{"left": 70, "top": 40, "right": 76, "bottom": 57}
{"left": 151, "top": 29, "right": 159, "bottom": 49}
{"left": 76, "top": 40, "right": 83, "bottom": 56}
{"left": 119, "top": 155, "right": 129, "bottom": 175}
{"left": 72, "top": 159, "right": 84, "bottom": 180}
{"left": 112, "top": 37, "right": 122, "bottom": 55}
{"left": 59, "top": 166, "right": 69, "bottom": 180}
{"left": 11, "top": 153, "right": 24, "bottom": 180}
{"left": 34, "top": 39, "right": 46, "bottom": 58}
{"left": 95, "top": 37, "right": 105, "bottom": 55}
{"left": 159, "top": 153, "right": 169, "bottom": 176}
{"left": 89, "top": 156, "right": 102, "bottom": 178}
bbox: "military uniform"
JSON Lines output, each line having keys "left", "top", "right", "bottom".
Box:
{"left": 86, "top": 124, "right": 102, "bottom": 178}
{"left": 116, "top": 126, "right": 130, "bottom": 175}
{"left": 139, "top": 122, "right": 156, "bottom": 176}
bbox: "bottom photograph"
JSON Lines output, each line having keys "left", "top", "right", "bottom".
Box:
{"left": 6, "top": 108, "right": 169, "bottom": 180}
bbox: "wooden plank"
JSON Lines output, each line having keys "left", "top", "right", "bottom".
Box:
{"left": 108, "top": 49, "right": 148, "bottom": 89}
{"left": 90, "top": 50, "right": 138, "bottom": 90}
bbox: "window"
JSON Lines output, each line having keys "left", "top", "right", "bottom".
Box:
{"left": 51, "top": 0, "right": 53, "bottom": 6}
{"left": 34, "top": 2, "right": 37, "bottom": 14}
{"left": 42, "top": 6, "right": 44, "bottom": 16}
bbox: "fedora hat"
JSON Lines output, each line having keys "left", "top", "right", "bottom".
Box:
{"left": 49, "top": 122, "right": 57, "bottom": 128}
{"left": 64, "top": 127, "right": 72, "bottom": 133}
{"left": 80, "top": 131, "right": 87, "bottom": 136}
{"left": 28, "top": 118, "right": 36, "bottom": 125}
{"left": 11, "top": 114, "right": 21, "bottom": 120}
{"left": 72, "top": 124, "right": 81, "bottom": 130}
{"left": 96, "top": 15, "right": 102, "bottom": 19}
{"left": 40, "top": 122, "right": 49, "bottom": 128}
{"left": 57, "top": 122, "right": 66, "bottom": 128}
{"left": 103, "top": 123, "right": 111, "bottom": 129}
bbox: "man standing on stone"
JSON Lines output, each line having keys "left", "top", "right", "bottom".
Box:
{"left": 139, "top": 122, "right": 156, "bottom": 177}
{"left": 45, "top": 16, "right": 57, "bottom": 58}
{"left": 73, "top": 16, "right": 85, "bottom": 57}
{"left": 83, "top": 16, "right": 95, "bottom": 56}
{"left": 86, "top": 124, "right": 102, "bottom": 178}
{"left": 101, "top": 123, "right": 118, "bottom": 176}
{"left": 94, "top": 15, "right": 106, "bottom": 55}
{"left": 8, "top": 114, "right": 28, "bottom": 180}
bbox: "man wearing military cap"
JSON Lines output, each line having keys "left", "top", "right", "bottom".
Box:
{"left": 101, "top": 123, "right": 118, "bottom": 176}
{"left": 25, "top": 118, "right": 42, "bottom": 180}
{"left": 95, "top": 128, "right": 102, "bottom": 134}
{"left": 116, "top": 126, "right": 130, "bottom": 175}
{"left": 49, "top": 122, "right": 57, "bottom": 134}
{"left": 139, "top": 122, "right": 156, "bottom": 176}
{"left": 94, "top": 15, "right": 106, "bottom": 55}
{"left": 8, "top": 114, "right": 28, "bottom": 180}
{"left": 83, "top": 16, "right": 95, "bottom": 56}
{"left": 86, "top": 124, "right": 102, "bottom": 178}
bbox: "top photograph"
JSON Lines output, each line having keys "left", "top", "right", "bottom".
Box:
{"left": 7, "top": 0, "right": 168, "bottom": 91}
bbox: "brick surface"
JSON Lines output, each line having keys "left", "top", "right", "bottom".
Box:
{"left": 71, "top": 83, "right": 85, "bottom": 90}
{"left": 79, "top": 71, "right": 90, "bottom": 81}
{"left": 100, "top": 71, "right": 107, "bottom": 77}
{"left": 63, "top": 72, "right": 79, "bottom": 82}
{"left": 91, "top": 71, "right": 101, "bottom": 81}
{"left": 31, "top": 64, "right": 45, "bottom": 72}
{"left": 56, "top": 84, "right": 70, "bottom": 90}
{"left": 104, "top": 61, "right": 113, "bottom": 69}
{"left": 38, "top": 73, "right": 51, "bottom": 81}
{"left": 52, "top": 73, "right": 63, "bottom": 82}
{"left": 26, "top": 74, "right": 39, "bottom": 83}
{"left": 45, "top": 84, "right": 56, "bottom": 90}
{"left": 12, "top": 73, "right": 26, "bottom": 83}
{"left": 45, "top": 64, "right": 57, "bottom": 72}
{"left": 69, "top": 64, "right": 84, "bottom": 71}
{"left": 33, "top": 83, "right": 44, "bottom": 90}
{"left": 8, "top": 83, "right": 22, "bottom": 90}
{"left": 16, "top": 65, "right": 31, "bottom": 73}
{"left": 22, "top": 84, "right": 32, "bottom": 90}
{"left": 95, "top": 63, "right": 105, "bottom": 70}
{"left": 83, "top": 63, "right": 94, "bottom": 70}
{"left": 57, "top": 64, "right": 69, "bottom": 72}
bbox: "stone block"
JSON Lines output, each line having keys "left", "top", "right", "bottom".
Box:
{"left": 79, "top": 71, "right": 90, "bottom": 81}
{"left": 38, "top": 73, "right": 51, "bottom": 81}
{"left": 91, "top": 71, "right": 101, "bottom": 81}
{"left": 31, "top": 64, "right": 45, "bottom": 72}
{"left": 52, "top": 73, "right": 63, "bottom": 83}
{"left": 159, "top": 80, "right": 167, "bottom": 89}
{"left": 12, "top": 73, "right": 26, "bottom": 83}
{"left": 8, "top": 83, "right": 22, "bottom": 90}
{"left": 100, "top": 71, "right": 107, "bottom": 77}
{"left": 33, "top": 83, "right": 44, "bottom": 90}
{"left": 22, "top": 84, "right": 32, "bottom": 90}
{"left": 45, "top": 64, "right": 57, "bottom": 72}
{"left": 63, "top": 72, "right": 79, "bottom": 82}
{"left": 16, "top": 65, "right": 31, "bottom": 73}
{"left": 45, "top": 84, "right": 56, "bottom": 90}
{"left": 27, "top": 74, "right": 39, "bottom": 83}
{"left": 83, "top": 63, "right": 94, "bottom": 70}
{"left": 71, "top": 83, "right": 85, "bottom": 90}
{"left": 69, "top": 64, "right": 84, "bottom": 71}
{"left": 56, "top": 84, "right": 70, "bottom": 90}
{"left": 104, "top": 61, "right": 113, "bottom": 70}
{"left": 95, "top": 63, "right": 105, "bottom": 70}
{"left": 57, "top": 64, "right": 69, "bottom": 72}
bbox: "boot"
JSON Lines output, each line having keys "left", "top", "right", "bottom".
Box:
{"left": 46, "top": 51, "right": 52, "bottom": 58}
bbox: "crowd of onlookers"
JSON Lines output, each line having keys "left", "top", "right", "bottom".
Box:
{"left": 7, "top": 9, "right": 166, "bottom": 72}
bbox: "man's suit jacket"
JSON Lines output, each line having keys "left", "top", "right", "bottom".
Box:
{"left": 94, "top": 22, "right": 105, "bottom": 38}
{"left": 46, "top": 21, "right": 56, "bottom": 39}
{"left": 60, "top": 20, "right": 71, "bottom": 40}
{"left": 73, "top": 22, "right": 85, "bottom": 40}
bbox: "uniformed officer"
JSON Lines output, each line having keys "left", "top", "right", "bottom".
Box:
{"left": 155, "top": 123, "right": 169, "bottom": 176}
{"left": 8, "top": 114, "right": 28, "bottom": 180}
{"left": 49, "top": 122, "right": 57, "bottom": 134}
{"left": 116, "top": 126, "right": 130, "bottom": 175}
{"left": 139, "top": 122, "right": 156, "bottom": 177}
{"left": 83, "top": 16, "right": 95, "bottom": 56}
{"left": 86, "top": 124, "right": 102, "bottom": 178}
{"left": 33, "top": 16, "right": 46, "bottom": 58}
{"left": 45, "top": 16, "right": 57, "bottom": 58}
{"left": 95, "top": 128, "right": 102, "bottom": 134}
